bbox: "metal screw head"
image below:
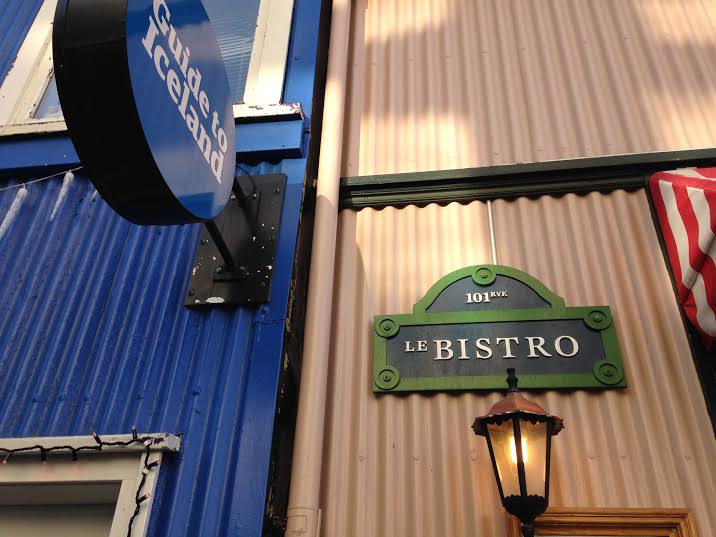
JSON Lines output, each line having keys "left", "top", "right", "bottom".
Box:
{"left": 215, "top": 267, "right": 223, "bottom": 273}
{"left": 230, "top": 194, "right": 236, "bottom": 200}
{"left": 593, "top": 314, "right": 603, "bottom": 322}
{"left": 259, "top": 282, "right": 266, "bottom": 288}
{"left": 274, "top": 187, "right": 281, "bottom": 194}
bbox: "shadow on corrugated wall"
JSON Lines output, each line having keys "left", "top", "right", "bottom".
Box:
{"left": 344, "top": 0, "right": 716, "bottom": 178}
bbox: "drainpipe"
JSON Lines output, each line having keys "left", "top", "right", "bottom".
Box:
{"left": 284, "top": 0, "right": 352, "bottom": 536}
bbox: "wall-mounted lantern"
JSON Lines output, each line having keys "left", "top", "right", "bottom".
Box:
{"left": 472, "top": 368, "right": 564, "bottom": 537}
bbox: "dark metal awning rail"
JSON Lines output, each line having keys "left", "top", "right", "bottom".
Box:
{"left": 339, "top": 148, "right": 716, "bottom": 209}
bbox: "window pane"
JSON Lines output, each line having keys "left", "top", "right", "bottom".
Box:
{"left": 0, "top": 504, "right": 115, "bottom": 537}
{"left": 32, "top": 1, "right": 263, "bottom": 122}
{"left": 487, "top": 421, "right": 521, "bottom": 498}
{"left": 203, "top": 0, "right": 262, "bottom": 103}
{"left": 34, "top": 74, "right": 62, "bottom": 119}
{"left": 518, "top": 419, "right": 548, "bottom": 498}
{"left": 0, "top": 483, "right": 120, "bottom": 537}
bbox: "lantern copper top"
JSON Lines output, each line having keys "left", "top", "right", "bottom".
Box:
{"left": 472, "top": 369, "right": 564, "bottom": 436}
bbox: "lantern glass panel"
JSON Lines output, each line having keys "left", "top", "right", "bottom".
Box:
{"left": 518, "top": 418, "right": 549, "bottom": 497}
{"left": 486, "top": 420, "right": 520, "bottom": 497}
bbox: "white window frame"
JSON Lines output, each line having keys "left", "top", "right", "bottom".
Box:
{"left": 0, "top": 433, "right": 180, "bottom": 537}
{"left": 0, "top": 0, "right": 296, "bottom": 137}
{"left": 242, "top": 0, "right": 295, "bottom": 106}
{"left": 0, "top": 0, "right": 64, "bottom": 135}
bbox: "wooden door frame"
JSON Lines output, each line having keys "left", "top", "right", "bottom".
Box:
{"left": 506, "top": 507, "right": 697, "bottom": 536}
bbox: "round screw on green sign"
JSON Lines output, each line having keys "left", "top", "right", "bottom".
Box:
{"left": 376, "top": 367, "right": 400, "bottom": 390}
{"left": 585, "top": 309, "right": 612, "bottom": 330}
{"left": 376, "top": 318, "right": 400, "bottom": 338}
{"left": 472, "top": 266, "right": 496, "bottom": 286}
{"left": 594, "top": 360, "right": 623, "bottom": 385}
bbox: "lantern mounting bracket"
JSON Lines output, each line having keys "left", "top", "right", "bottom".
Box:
{"left": 185, "top": 173, "right": 287, "bottom": 308}
{"left": 506, "top": 368, "right": 519, "bottom": 393}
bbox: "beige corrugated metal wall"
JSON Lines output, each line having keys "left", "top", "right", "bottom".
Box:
{"left": 320, "top": 192, "right": 716, "bottom": 537}
{"left": 305, "top": 1, "right": 716, "bottom": 536}
{"left": 344, "top": 0, "right": 716, "bottom": 177}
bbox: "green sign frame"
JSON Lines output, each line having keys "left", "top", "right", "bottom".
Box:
{"left": 373, "top": 265, "right": 626, "bottom": 393}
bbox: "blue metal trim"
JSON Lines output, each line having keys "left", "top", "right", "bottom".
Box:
{"left": 237, "top": 120, "right": 305, "bottom": 161}
{"left": 282, "top": 0, "right": 325, "bottom": 118}
{"left": 0, "top": 135, "right": 78, "bottom": 176}
{"left": 232, "top": 318, "right": 285, "bottom": 533}
{"left": 0, "top": 120, "right": 306, "bottom": 176}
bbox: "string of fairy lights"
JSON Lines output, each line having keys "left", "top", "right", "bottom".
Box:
{"left": 0, "top": 428, "right": 170, "bottom": 537}
{"left": 0, "top": 166, "right": 84, "bottom": 194}
{"left": 0, "top": 163, "right": 256, "bottom": 199}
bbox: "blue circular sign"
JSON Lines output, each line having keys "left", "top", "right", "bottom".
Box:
{"left": 126, "top": 0, "right": 235, "bottom": 220}
{"left": 53, "top": 0, "right": 237, "bottom": 225}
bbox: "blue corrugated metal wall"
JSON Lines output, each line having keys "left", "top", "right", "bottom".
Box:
{"left": 0, "top": 0, "right": 325, "bottom": 535}
{"left": 0, "top": 162, "right": 300, "bottom": 536}
{"left": 0, "top": 0, "right": 43, "bottom": 85}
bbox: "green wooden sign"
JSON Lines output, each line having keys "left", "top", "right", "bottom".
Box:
{"left": 373, "top": 265, "right": 626, "bottom": 393}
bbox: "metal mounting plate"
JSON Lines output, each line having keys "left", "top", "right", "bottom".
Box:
{"left": 185, "top": 173, "right": 287, "bottom": 307}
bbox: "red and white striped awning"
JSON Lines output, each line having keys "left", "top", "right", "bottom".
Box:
{"left": 650, "top": 168, "right": 716, "bottom": 350}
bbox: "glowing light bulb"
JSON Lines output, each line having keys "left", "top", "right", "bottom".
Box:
{"left": 509, "top": 436, "right": 528, "bottom": 464}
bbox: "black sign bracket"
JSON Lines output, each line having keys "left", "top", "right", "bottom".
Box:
{"left": 185, "top": 173, "right": 287, "bottom": 308}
